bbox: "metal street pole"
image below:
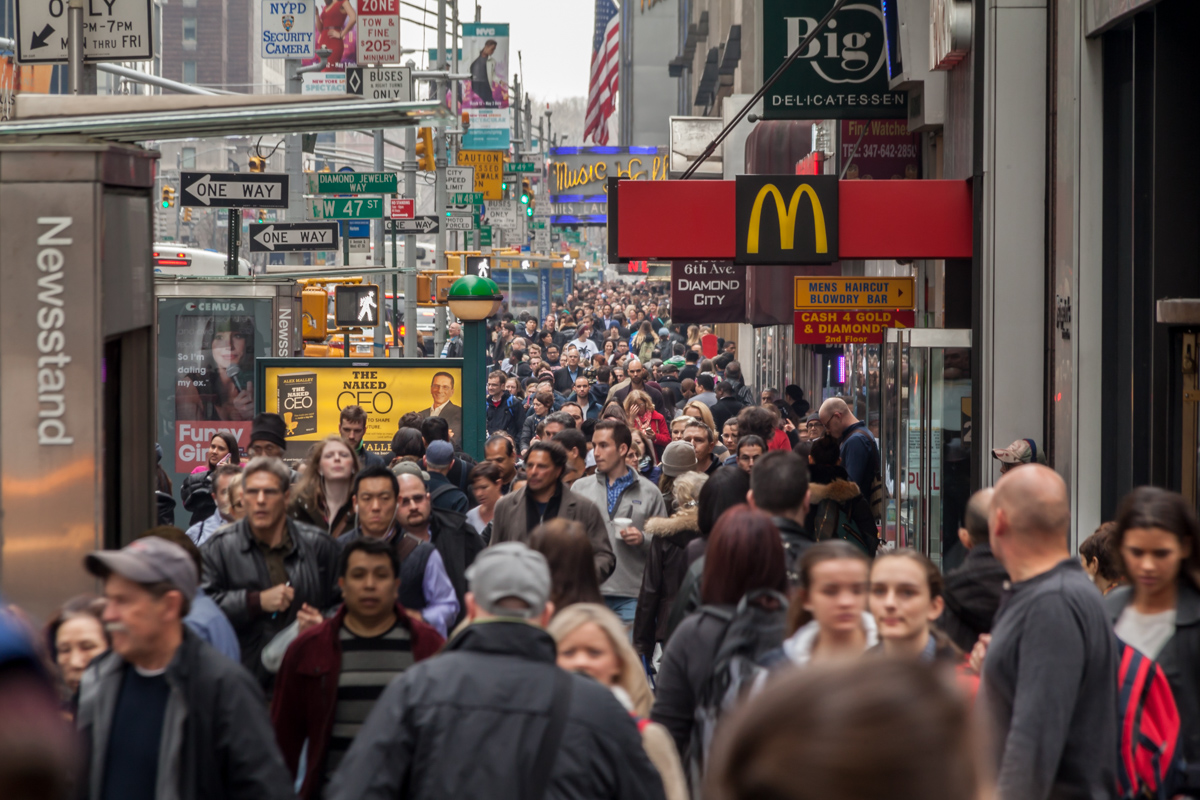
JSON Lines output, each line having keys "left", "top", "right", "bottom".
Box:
{"left": 433, "top": 0, "right": 449, "bottom": 359}
{"left": 462, "top": 318, "right": 487, "bottom": 459}
{"left": 284, "top": 59, "right": 306, "bottom": 266}
{"left": 403, "top": 125, "right": 418, "bottom": 358}
{"left": 373, "top": 128, "right": 386, "bottom": 355}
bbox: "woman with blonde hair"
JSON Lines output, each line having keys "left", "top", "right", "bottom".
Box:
{"left": 550, "top": 604, "right": 689, "bottom": 800}
{"left": 625, "top": 389, "right": 671, "bottom": 454}
{"left": 686, "top": 325, "right": 701, "bottom": 348}
{"left": 288, "top": 434, "right": 359, "bottom": 537}
{"left": 632, "top": 320, "right": 658, "bottom": 362}
{"left": 682, "top": 400, "right": 717, "bottom": 434}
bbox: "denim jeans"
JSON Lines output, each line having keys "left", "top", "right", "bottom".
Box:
{"left": 603, "top": 595, "right": 638, "bottom": 625}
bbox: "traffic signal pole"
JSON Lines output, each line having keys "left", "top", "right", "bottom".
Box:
{"left": 403, "top": 124, "right": 419, "bottom": 358}
{"left": 433, "top": 0, "right": 450, "bottom": 360}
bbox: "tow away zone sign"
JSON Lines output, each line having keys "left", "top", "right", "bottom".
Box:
{"left": 249, "top": 222, "right": 338, "bottom": 252}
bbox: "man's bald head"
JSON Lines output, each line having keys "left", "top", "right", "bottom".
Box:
{"left": 818, "top": 397, "right": 855, "bottom": 438}
{"left": 991, "top": 464, "right": 1070, "bottom": 540}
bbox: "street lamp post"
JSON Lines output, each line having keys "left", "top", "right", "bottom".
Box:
{"left": 447, "top": 275, "right": 502, "bottom": 461}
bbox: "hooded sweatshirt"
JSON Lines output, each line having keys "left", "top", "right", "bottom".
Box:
{"left": 780, "top": 611, "right": 879, "bottom": 668}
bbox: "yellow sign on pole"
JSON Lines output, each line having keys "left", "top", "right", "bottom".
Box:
{"left": 456, "top": 150, "right": 505, "bottom": 200}
{"left": 793, "top": 277, "right": 916, "bottom": 310}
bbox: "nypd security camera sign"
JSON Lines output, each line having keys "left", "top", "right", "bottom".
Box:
{"left": 757, "top": 0, "right": 906, "bottom": 119}
{"left": 261, "top": 0, "right": 314, "bottom": 59}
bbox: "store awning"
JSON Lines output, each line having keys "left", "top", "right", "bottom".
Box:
{"left": 0, "top": 94, "right": 451, "bottom": 142}
{"left": 611, "top": 178, "right": 973, "bottom": 262}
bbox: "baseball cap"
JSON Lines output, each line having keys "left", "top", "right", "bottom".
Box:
{"left": 84, "top": 538, "right": 198, "bottom": 601}
{"left": 392, "top": 459, "right": 431, "bottom": 483}
{"left": 465, "top": 542, "right": 551, "bottom": 619}
{"left": 991, "top": 438, "right": 1046, "bottom": 466}
{"left": 661, "top": 440, "right": 699, "bottom": 477}
{"left": 426, "top": 440, "right": 454, "bottom": 468}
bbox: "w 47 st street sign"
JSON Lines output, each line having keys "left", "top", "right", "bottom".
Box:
{"left": 309, "top": 197, "right": 386, "bottom": 219}
{"left": 181, "top": 172, "right": 289, "bottom": 208}
{"left": 16, "top": 0, "right": 154, "bottom": 63}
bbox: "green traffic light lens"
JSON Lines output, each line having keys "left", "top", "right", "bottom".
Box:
{"left": 520, "top": 194, "right": 530, "bottom": 204}
{"left": 162, "top": 201, "right": 170, "bottom": 208}
{"left": 526, "top": 207, "right": 533, "bottom": 217}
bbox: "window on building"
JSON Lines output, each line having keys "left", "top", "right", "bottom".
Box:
{"left": 182, "top": 17, "right": 196, "bottom": 46}
{"left": 182, "top": 61, "right": 196, "bottom": 84}
{"left": 182, "top": 147, "right": 196, "bottom": 170}
{"left": 181, "top": 0, "right": 196, "bottom": 7}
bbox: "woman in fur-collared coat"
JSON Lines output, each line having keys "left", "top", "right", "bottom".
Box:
{"left": 805, "top": 435, "right": 879, "bottom": 556}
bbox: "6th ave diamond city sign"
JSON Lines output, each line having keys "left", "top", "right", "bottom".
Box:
{"left": 758, "top": 0, "right": 905, "bottom": 119}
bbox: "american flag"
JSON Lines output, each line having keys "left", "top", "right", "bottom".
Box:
{"left": 583, "top": 0, "right": 620, "bottom": 145}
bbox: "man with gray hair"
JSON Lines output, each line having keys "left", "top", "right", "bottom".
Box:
{"left": 819, "top": 397, "right": 879, "bottom": 503}
{"left": 201, "top": 456, "right": 341, "bottom": 692}
{"left": 328, "top": 542, "right": 666, "bottom": 800}
{"left": 78, "top": 537, "right": 293, "bottom": 800}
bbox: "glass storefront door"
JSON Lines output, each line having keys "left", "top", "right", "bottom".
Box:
{"left": 879, "top": 329, "right": 972, "bottom": 571}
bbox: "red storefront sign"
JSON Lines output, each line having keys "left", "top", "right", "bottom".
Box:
{"left": 794, "top": 310, "right": 916, "bottom": 345}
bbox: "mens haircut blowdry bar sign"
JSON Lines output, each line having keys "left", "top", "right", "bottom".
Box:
{"left": 671, "top": 261, "right": 746, "bottom": 324}
{"left": 735, "top": 175, "right": 839, "bottom": 265}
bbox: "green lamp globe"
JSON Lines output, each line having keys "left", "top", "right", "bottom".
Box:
{"left": 447, "top": 275, "right": 503, "bottom": 320}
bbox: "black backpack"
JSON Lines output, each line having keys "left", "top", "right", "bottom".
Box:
{"left": 689, "top": 589, "right": 788, "bottom": 784}
{"left": 812, "top": 497, "right": 879, "bottom": 557}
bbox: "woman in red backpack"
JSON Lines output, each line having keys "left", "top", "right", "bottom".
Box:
{"left": 1106, "top": 486, "right": 1200, "bottom": 794}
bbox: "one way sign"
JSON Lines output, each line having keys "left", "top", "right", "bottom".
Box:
{"left": 385, "top": 216, "right": 439, "bottom": 235}
{"left": 181, "top": 172, "right": 289, "bottom": 208}
{"left": 249, "top": 222, "right": 339, "bottom": 252}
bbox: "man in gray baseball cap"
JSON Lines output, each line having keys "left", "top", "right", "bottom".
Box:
{"left": 464, "top": 542, "right": 551, "bottom": 620}
{"left": 327, "top": 539, "right": 667, "bottom": 800}
{"left": 77, "top": 538, "right": 294, "bottom": 800}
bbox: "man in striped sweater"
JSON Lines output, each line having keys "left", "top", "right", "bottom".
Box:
{"left": 271, "top": 537, "right": 444, "bottom": 800}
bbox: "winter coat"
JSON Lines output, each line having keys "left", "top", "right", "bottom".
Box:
{"left": 181, "top": 468, "right": 217, "bottom": 527}
{"left": 288, "top": 494, "right": 357, "bottom": 539}
{"left": 1107, "top": 582, "right": 1200, "bottom": 790}
{"left": 271, "top": 603, "right": 444, "bottom": 800}
{"left": 425, "top": 506, "right": 486, "bottom": 626}
{"left": 520, "top": 410, "right": 548, "bottom": 453}
{"left": 650, "top": 606, "right": 732, "bottom": 760}
{"left": 486, "top": 391, "right": 524, "bottom": 439}
{"left": 937, "top": 543, "right": 1009, "bottom": 652}
{"left": 572, "top": 471, "right": 668, "bottom": 598}
{"left": 491, "top": 481, "right": 616, "bottom": 583}
{"left": 725, "top": 377, "right": 754, "bottom": 406}
{"left": 77, "top": 629, "right": 293, "bottom": 800}
{"left": 634, "top": 507, "right": 701, "bottom": 656}
{"left": 324, "top": 621, "right": 668, "bottom": 800}
{"left": 804, "top": 466, "right": 879, "bottom": 544}
{"left": 709, "top": 396, "right": 745, "bottom": 432}
{"left": 199, "top": 516, "right": 342, "bottom": 690}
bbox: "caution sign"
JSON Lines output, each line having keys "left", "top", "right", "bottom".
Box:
{"left": 456, "top": 150, "right": 505, "bottom": 200}
{"left": 794, "top": 277, "right": 915, "bottom": 310}
{"left": 794, "top": 310, "right": 916, "bottom": 345}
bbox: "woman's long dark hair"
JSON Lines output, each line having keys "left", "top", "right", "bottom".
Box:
{"left": 530, "top": 519, "right": 604, "bottom": 609}
{"left": 210, "top": 431, "right": 241, "bottom": 469}
{"left": 701, "top": 505, "right": 787, "bottom": 605}
{"left": 1113, "top": 486, "right": 1200, "bottom": 588}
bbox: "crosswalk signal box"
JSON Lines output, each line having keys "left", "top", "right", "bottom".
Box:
{"left": 335, "top": 284, "right": 381, "bottom": 328}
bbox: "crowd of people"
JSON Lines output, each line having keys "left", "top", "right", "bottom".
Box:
{"left": 2, "top": 279, "right": 1198, "bottom": 800}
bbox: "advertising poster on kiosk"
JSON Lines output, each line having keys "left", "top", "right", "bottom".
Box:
{"left": 157, "top": 297, "right": 277, "bottom": 524}
{"left": 256, "top": 358, "right": 465, "bottom": 459}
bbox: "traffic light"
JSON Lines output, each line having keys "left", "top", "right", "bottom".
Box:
{"left": 183, "top": 207, "right": 193, "bottom": 222}
{"left": 301, "top": 287, "right": 328, "bottom": 340}
{"left": 520, "top": 179, "right": 533, "bottom": 216}
{"left": 161, "top": 186, "right": 175, "bottom": 208}
{"left": 257, "top": 209, "right": 267, "bottom": 223}
{"left": 248, "top": 154, "right": 266, "bottom": 173}
{"left": 415, "top": 128, "right": 435, "bottom": 172}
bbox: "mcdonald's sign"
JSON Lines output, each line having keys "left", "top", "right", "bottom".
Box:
{"left": 734, "top": 175, "right": 839, "bottom": 265}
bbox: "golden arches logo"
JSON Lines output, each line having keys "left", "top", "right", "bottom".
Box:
{"left": 746, "top": 183, "right": 828, "bottom": 255}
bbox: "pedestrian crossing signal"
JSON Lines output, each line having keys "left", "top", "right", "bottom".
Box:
{"left": 334, "top": 284, "right": 381, "bottom": 328}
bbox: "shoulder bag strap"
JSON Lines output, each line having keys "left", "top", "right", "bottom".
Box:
{"left": 529, "top": 669, "right": 573, "bottom": 800}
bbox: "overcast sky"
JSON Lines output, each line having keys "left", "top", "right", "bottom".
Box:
{"left": 402, "top": 0, "right": 595, "bottom": 101}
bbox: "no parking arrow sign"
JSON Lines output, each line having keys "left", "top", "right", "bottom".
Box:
{"left": 16, "top": 0, "right": 154, "bottom": 63}
{"left": 181, "top": 172, "right": 289, "bottom": 208}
